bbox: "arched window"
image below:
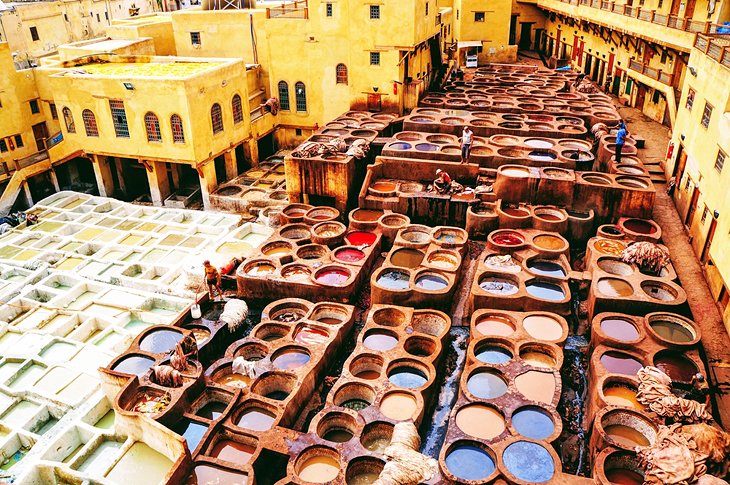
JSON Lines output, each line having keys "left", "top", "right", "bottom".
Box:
{"left": 63, "top": 107, "right": 75, "bottom": 133}
{"left": 232, "top": 94, "right": 243, "bottom": 124}
{"left": 170, "top": 114, "right": 185, "bottom": 143}
{"left": 82, "top": 109, "right": 99, "bottom": 137}
{"left": 211, "top": 103, "right": 223, "bottom": 134}
{"left": 278, "top": 81, "right": 290, "bottom": 111}
{"left": 295, "top": 82, "right": 307, "bottom": 112}
{"left": 144, "top": 112, "right": 161, "bottom": 142}
{"left": 336, "top": 63, "right": 348, "bottom": 84}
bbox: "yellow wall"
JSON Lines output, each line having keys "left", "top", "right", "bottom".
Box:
{"left": 0, "top": 42, "right": 45, "bottom": 166}
{"left": 108, "top": 15, "right": 178, "bottom": 55}
{"left": 667, "top": 45, "right": 730, "bottom": 303}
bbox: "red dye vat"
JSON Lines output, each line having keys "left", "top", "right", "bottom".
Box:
{"left": 346, "top": 231, "right": 377, "bottom": 247}
{"left": 316, "top": 268, "right": 350, "bottom": 286}
{"left": 295, "top": 326, "right": 329, "bottom": 345}
{"left": 335, "top": 248, "right": 365, "bottom": 262}
{"left": 623, "top": 219, "right": 657, "bottom": 235}
{"left": 492, "top": 232, "right": 524, "bottom": 246}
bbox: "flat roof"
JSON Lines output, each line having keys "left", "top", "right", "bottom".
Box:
{"left": 67, "top": 60, "right": 223, "bottom": 78}
{"left": 73, "top": 39, "right": 143, "bottom": 51}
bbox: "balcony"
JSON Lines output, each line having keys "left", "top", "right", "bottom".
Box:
{"left": 538, "top": 0, "right": 726, "bottom": 51}
{"left": 694, "top": 34, "right": 730, "bottom": 70}
{"left": 265, "top": 0, "right": 308, "bottom": 19}
{"left": 628, "top": 59, "right": 675, "bottom": 86}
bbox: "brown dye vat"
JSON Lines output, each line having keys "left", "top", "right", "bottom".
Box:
{"left": 475, "top": 315, "right": 517, "bottom": 337}
{"left": 390, "top": 248, "right": 424, "bottom": 268}
{"left": 379, "top": 391, "right": 418, "bottom": 420}
{"left": 597, "top": 278, "right": 634, "bottom": 297}
{"left": 454, "top": 404, "right": 506, "bottom": 440}
{"left": 653, "top": 351, "right": 698, "bottom": 382}
{"left": 209, "top": 440, "right": 256, "bottom": 464}
{"left": 351, "top": 208, "right": 384, "bottom": 222}
{"left": 522, "top": 314, "right": 564, "bottom": 341}
{"left": 603, "top": 383, "right": 643, "bottom": 411}
{"left": 514, "top": 370, "right": 556, "bottom": 403}
{"left": 600, "top": 351, "right": 643, "bottom": 376}
{"left": 532, "top": 234, "right": 567, "bottom": 251}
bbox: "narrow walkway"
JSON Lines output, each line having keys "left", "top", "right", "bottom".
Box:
{"left": 616, "top": 102, "right": 730, "bottom": 426}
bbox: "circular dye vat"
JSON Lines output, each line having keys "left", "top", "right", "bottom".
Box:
{"left": 600, "top": 351, "right": 643, "bottom": 375}
{"left": 211, "top": 440, "right": 256, "bottom": 464}
{"left": 594, "top": 239, "right": 627, "bottom": 256}
{"left": 334, "top": 248, "right": 365, "bottom": 263}
{"left": 272, "top": 349, "right": 310, "bottom": 370}
{"left": 597, "top": 278, "right": 634, "bottom": 297}
{"left": 139, "top": 329, "right": 183, "bottom": 354}
{"left": 322, "top": 428, "right": 353, "bottom": 443}
{"left": 522, "top": 315, "right": 563, "bottom": 341}
{"left": 603, "top": 384, "right": 643, "bottom": 410}
{"left": 492, "top": 231, "right": 525, "bottom": 246}
{"left": 527, "top": 260, "right": 566, "bottom": 278}
{"left": 526, "top": 281, "right": 565, "bottom": 301}
{"left": 455, "top": 405, "right": 505, "bottom": 440}
{"left": 375, "top": 270, "right": 410, "bottom": 290}
{"left": 363, "top": 332, "right": 398, "bottom": 352}
{"left": 445, "top": 445, "right": 496, "bottom": 481}
{"left": 294, "top": 326, "right": 329, "bottom": 345}
{"left": 236, "top": 408, "right": 275, "bottom": 431}
{"left": 512, "top": 407, "right": 555, "bottom": 440}
{"left": 479, "top": 277, "right": 519, "bottom": 295}
{"left": 215, "top": 373, "right": 251, "bottom": 388}
{"left": 246, "top": 263, "right": 276, "bottom": 276}
{"left": 642, "top": 282, "right": 677, "bottom": 301}
{"left": 112, "top": 355, "right": 155, "bottom": 375}
{"left": 605, "top": 469, "right": 644, "bottom": 485}
{"left": 649, "top": 319, "right": 695, "bottom": 343}
{"left": 281, "top": 265, "right": 311, "bottom": 282}
{"left": 315, "top": 268, "right": 350, "bottom": 286}
{"left": 297, "top": 455, "right": 340, "bottom": 483}
{"left": 654, "top": 352, "right": 697, "bottom": 382}
{"left": 371, "top": 181, "right": 397, "bottom": 192}
{"left": 262, "top": 243, "right": 291, "bottom": 257}
{"left": 380, "top": 392, "right": 417, "bottom": 420}
{"left": 601, "top": 318, "right": 640, "bottom": 341}
{"left": 390, "top": 248, "right": 424, "bottom": 268}
{"left": 389, "top": 142, "right": 412, "bottom": 150}
{"left": 503, "top": 441, "right": 555, "bottom": 483}
{"left": 346, "top": 231, "right": 377, "bottom": 247}
{"left": 623, "top": 219, "right": 657, "bottom": 235}
{"left": 351, "top": 209, "right": 384, "bottom": 222}
{"left": 388, "top": 367, "right": 427, "bottom": 389}
{"left": 604, "top": 424, "right": 651, "bottom": 447}
{"left": 533, "top": 234, "right": 566, "bottom": 251}
{"left": 501, "top": 168, "right": 530, "bottom": 178}
{"left": 415, "top": 274, "right": 448, "bottom": 291}
{"left": 502, "top": 207, "right": 530, "bottom": 218}
{"left": 528, "top": 151, "right": 557, "bottom": 161}
{"left": 515, "top": 371, "right": 555, "bottom": 403}
{"left": 521, "top": 351, "right": 556, "bottom": 368}
{"left": 467, "top": 370, "right": 508, "bottom": 399}
{"left": 525, "top": 138, "right": 554, "bottom": 149}
{"left": 476, "top": 315, "right": 516, "bottom": 337}
{"left": 415, "top": 143, "right": 439, "bottom": 151}
{"left": 427, "top": 252, "right": 458, "bottom": 269}
{"left": 475, "top": 346, "right": 512, "bottom": 364}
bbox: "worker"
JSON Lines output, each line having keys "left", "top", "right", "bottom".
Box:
{"left": 461, "top": 126, "right": 473, "bottom": 164}
{"left": 434, "top": 169, "right": 452, "bottom": 194}
{"left": 615, "top": 121, "right": 628, "bottom": 163}
{"left": 203, "top": 260, "right": 222, "bottom": 301}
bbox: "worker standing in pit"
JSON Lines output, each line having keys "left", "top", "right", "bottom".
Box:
{"left": 203, "top": 260, "right": 223, "bottom": 301}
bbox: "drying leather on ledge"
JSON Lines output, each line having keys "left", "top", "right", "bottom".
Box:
{"left": 374, "top": 421, "right": 438, "bottom": 485}
{"left": 220, "top": 298, "right": 248, "bottom": 332}
{"left": 636, "top": 366, "right": 712, "bottom": 423}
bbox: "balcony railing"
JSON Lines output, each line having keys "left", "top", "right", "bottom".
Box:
{"left": 628, "top": 59, "right": 676, "bottom": 85}
{"left": 542, "top": 0, "right": 726, "bottom": 37}
{"left": 694, "top": 34, "right": 730, "bottom": 69}
{"left": 266, "top": 0, "right": 308, "bottom": 19}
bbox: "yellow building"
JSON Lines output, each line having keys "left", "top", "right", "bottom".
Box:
{"left": 666, "top": 34, "right": 730, "bottom": 324}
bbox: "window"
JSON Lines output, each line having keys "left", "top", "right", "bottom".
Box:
{"left": 686, "top": 88, "right": 695, "bottom": 110}
{"left": 14, "top": 135, "right": 23, "bottom": 148}
{"left": 29, "top": 26, "right": 39, "bottom": 41}
{"left": 658, "top": 0, "right": 663, "bottom": 6}
{"left": 49, "top": 103, "right": 58, "bottom": 120}
{"left": 62, "top": 107, "right": 75, "bottom": 133}
{"left": 0, "top": 140, "right": 7, "bottom": 152}
{"left": 171, "top": 114, "right": 185, "bottom": 143}
{"left": 278, "top": 81, "right": 290, "bottom": 111}
{"left": 295, "top": 82, "right": 307, "bottom": 112}
{"left": 211, "top": 103, "right": 223, "bottom": 134}
{"left": 456, "top": 9, "right": 459, "bottom": 19}
{"left": 369, "top": 5, "right": 380, "bottom": 19}
{"left": 715, "top": 149, "right": 726, "bottom": 173}
{"left": 82, "top": 109, "right": 99, "bottom": 137}
{"left": 326, "top": 2, "right": 332, "bottom": 16}
{"left": 190, "top": 32, "right": 201, "bottom": 46}
{"left": 425, "top": 2, "right": 428, "bottom": 15}
{"left": 660, "top": 50, "right": 668, "bottom": 64}
{"left": 29, "top": 99, "right": 39, "bottom": 114}
{"left": 109, "top": 100, "right": 130, "bottom": 138}
{"left": 701, "top": 102, "right": 713, "bottom": 128}
{"left": 232, "top": 94, "right": 243, "bottom": 124}
{"left": 336, "top": 63, "right": 348, "bottom": 84}
{"left": 370, "top": 51, "right": 381, "bottom": 65}
{"left": 105, "top": 11, "right": 108, "bottom": 20}
{"left": 652, "top": 89, "right": 661, "bottom": 104}
{"left": 701, "top": 207, "right": 709, "bottom": 224}
{"left": 64, "top": 13, "right": 68, "bottom": 21}
{"left": 144, "top": 112, "right": 161, "bottom": 141}
{"left": 474, "top": 11, "right": 485, "bottom": 21}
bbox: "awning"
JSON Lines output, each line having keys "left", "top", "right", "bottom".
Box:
{"left": 457, "top": 41, "right": 483, "bottom": 48}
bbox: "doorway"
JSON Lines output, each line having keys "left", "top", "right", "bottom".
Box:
{"left": 32, "top": 122, "right": 49, "bottom": 152}
{"left": 585, "top": 55, "right": 592, "bottom": 75}
{"left": 685, "top": 185, "right": 700, "bottom": 226}
{"left": 673, "top": 144, "right": 686, "bottom": 180}
{"left": 684, "top": 0, "right": 696, "bottom": 17}
{"left": 701, "top": 216, "right": 718, "bottom": 263}
{"left": 612, "top": 71, "right": 622, "bottom": 95}
{"left": 257, "top": 132, "right": 276, "bottom": 160}
{"left": 519, "top": 23, "right": 533, "bottom": 50}
{"left": 509, "top": 15, "right": 518, "bottom": 45}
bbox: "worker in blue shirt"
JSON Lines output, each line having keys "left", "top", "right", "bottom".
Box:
{"left": 615, "top": 121, "right": 628, "bottom": 163}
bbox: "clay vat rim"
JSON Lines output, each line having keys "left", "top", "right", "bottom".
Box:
{"left": 596, "top": 408, "right": 658, "bottom": 451}
{"left": 645, "top": 312, "right": 701, "bottom": 346}
{"left": 508, "top": 405, "right": 560, "bottom": 442}
{"left": 293, "top": 445, "right": 342, "bottom": 481}
{"left": 439, "top": 439, "right": 499, "bottom": 483}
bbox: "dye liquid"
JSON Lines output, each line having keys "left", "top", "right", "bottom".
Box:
{"left": 444, "top": 445, "right": 495, "bottom": 480}
{"left": 455, "top": 405, "right": 505, "bottom": 440}
{"left": 604, "top": 424, "right": 650, "bottom": 447}
{"left": 467, "top": 371, "right": 508, "bottom": 399}
{"left": 502, "top": 441, "right": 554, "bottom": 482}
{"left": 511, "top": 407, "right": 555, "bottom": 440}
